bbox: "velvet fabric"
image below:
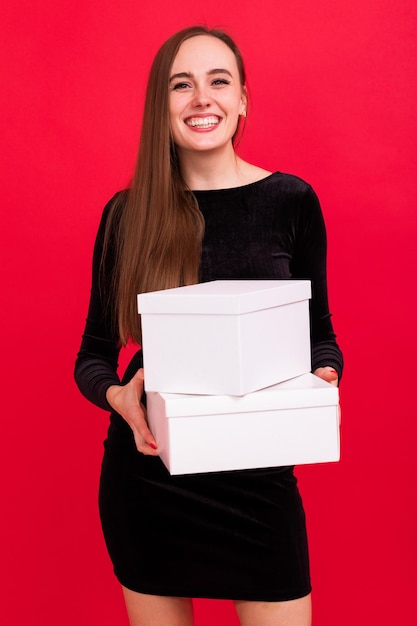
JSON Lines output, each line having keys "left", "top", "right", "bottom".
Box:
{"left": 75, "top": 172, "right": 343, "bottom": 599}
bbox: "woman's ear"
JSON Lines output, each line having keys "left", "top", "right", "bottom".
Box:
{"left": 240, "top": 86, "right": 248, "bottom": 117}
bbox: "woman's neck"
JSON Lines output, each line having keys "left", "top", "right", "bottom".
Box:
{"left": 178, "top": 144, "right": 253, "bottom": 191}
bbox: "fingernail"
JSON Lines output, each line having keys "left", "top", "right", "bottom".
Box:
{"left": 329, "top": 369, "right": 338, "bottom": 375}
{"left": 149, "top": 442, "right": 157, "bottom": 450}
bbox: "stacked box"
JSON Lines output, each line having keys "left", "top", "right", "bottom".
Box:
{"left": 137, "top": 280, "right": 339, "bottom": 475}
{"left": 138, "top": 280, "right": 312, "bottom": 396}
{"left": 146, "top": 374, "right": 339, "bottom": 475}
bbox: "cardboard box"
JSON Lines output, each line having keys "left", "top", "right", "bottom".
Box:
{"left": 138, "top": 280, "right": 311, "bottom": 395}
{"left": 146, "top": 373, "right": 340, "bottom": 475}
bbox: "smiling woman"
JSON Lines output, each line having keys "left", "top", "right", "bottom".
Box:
{"left": 74, "top": 25, "right": 343, "bottom": 626}
{"left": 168, "top": 36, "right": 247, "bottom": 157}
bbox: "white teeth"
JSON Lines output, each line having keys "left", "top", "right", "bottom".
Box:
{"left": 186, "top": 116, "right": 220, "bottom": 128}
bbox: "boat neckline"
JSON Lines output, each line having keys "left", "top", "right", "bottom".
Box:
{"left": 191, "top": 172, "right": 279, "bottom": 193}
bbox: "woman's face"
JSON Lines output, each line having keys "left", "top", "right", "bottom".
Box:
{"left": 169, "top": 35, "right": 247, "bottom": 156}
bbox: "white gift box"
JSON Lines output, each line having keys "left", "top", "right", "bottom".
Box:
{"left": 138, "top": 280, "right": 312, "bottom": 396}
{"left": 146, "top": 373, "right": 340, "bottom": 475}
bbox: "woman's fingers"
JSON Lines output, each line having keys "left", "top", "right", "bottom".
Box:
{"left": 313, "top": 367, "right": 341, "bottom": 425}
{"left": 129, "top": 406, "right": 158, "bottom": 455}
{"left": 106, "top": 369, "right": 158, "bottom": 455}
{"left": 313, "top": 366, "right": 339, "bottom": 387}
{"left": 128, "top": 369, "right": 158, "bottom": 453}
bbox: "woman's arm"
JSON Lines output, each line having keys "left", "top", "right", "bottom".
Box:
{"left": 74, "top": 197, "right": 122, "bottom": 411}
{"left": 291, "top": 184, "right": 344, "bottom": 382}
{"left": 74, "top": 196, "right": 158, "bottom": 453}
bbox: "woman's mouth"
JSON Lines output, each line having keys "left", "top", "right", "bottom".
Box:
{"left": 185, "top": 115, "right": 221, "bottom": 129}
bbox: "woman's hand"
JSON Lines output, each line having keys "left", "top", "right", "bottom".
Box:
{"left": 313, "top": 366, "right": 339, "bottom": 387}
{"left": 106, "top": 368, "right": 158, "bottom": 455}
{"left": 313, "top": 366, "right": 341, "bottom": 425}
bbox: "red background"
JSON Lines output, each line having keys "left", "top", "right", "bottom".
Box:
{"left": 1, "top": 1, "right": 416, "bottom": 624}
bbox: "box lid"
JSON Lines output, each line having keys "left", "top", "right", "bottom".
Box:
{"left": 138, "top": 280, "right": 311, "bottom": 315}
{"left": 151, "top": 373, "right": 338, "bottom": 417}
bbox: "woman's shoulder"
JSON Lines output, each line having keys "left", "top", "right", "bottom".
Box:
{"left": 93, "top": 190, "right": 129, "bottom": 250}
{"left": 261, "top": 171, "right": 314, "bottom": 195}
{"left": 97, "top": 189, "right": 129, "bottom": 231}
{"left": 234, "top": 161, "right": 312, "bottom": 193}
{"left": 247, "top": 172, "right": 322, "bottom": 223}
{"left": 102, "top": 189, "right": 129, "bottom": 217}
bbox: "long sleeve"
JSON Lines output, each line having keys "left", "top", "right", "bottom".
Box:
{"left": 74, "top": 196, "right": 122, "bottom": 411}
{"left": 290, "top": 184, "right": 344, "bottom": 379}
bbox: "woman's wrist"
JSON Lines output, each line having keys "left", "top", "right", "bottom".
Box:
{"left": 106, "top": 384, "right": 123, "bottom": 411}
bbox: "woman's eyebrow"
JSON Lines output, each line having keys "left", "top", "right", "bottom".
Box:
{"left": 169, "top": 71, "right": 192, "bottom": 83}
{"left": 207, "top": 68, "right": 233, "bottom": 77}
{"left": 169, "top": 68, "right": 233, "bottom": 83}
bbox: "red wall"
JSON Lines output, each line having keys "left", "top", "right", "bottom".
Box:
{"left": 1, "top": 1, "right": 416, "bottom": 624}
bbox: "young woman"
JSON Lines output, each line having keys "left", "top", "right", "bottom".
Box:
{"left": 75, "top": 25, "right": 343, "bottom": 626}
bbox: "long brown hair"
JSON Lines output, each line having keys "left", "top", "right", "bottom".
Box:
{"left": 103, "top": 26, "right": 247, "bottom": 345}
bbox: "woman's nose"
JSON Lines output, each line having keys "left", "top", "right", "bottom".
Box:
{"left": 192, "top": 86, "right": 212, "bottom": 108}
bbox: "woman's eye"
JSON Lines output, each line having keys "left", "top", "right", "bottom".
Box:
{"left": 172, "top": 82, "right": 190, "bottom": 91}
{"left": 212, "top": 79, "right": 230, "bottom": 86}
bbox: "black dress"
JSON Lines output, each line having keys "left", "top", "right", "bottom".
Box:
{"left": 75, "top": 172, "right": 343, "bottom": 601}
